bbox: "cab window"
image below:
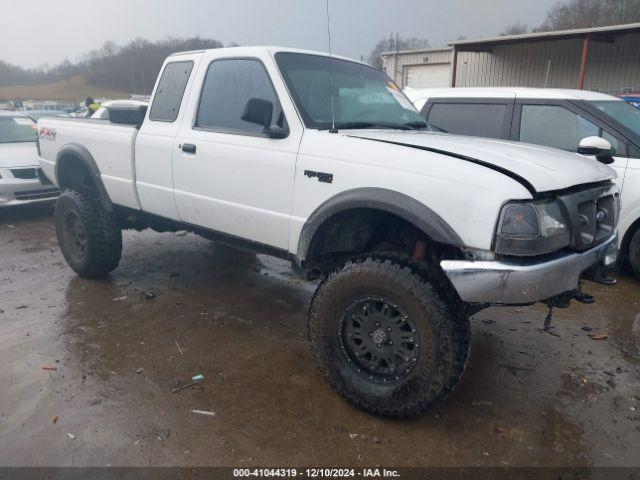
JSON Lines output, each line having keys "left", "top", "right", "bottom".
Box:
{"left": 195, "top": 58, "right": 285, "bottom": 135}
{"left": 149, "top": 61, "right": 194, "bottom": 122}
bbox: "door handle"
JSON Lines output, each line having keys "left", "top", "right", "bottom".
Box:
{"left": 181, "top": 143, "right": 197, "bottom": 154}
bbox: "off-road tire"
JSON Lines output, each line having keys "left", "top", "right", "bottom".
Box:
{"left": 308, "top": 255, "right": 470, "bottom": 417}
{"left": 55, "top": 188, "right": 122, "bottom": 278}
{"left": 630, "top": 229, "right": 640, "bottom": 278}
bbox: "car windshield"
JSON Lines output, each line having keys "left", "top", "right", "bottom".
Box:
{"left": 0, "top": 116, "right": 37, "bottom": 143}
{"left": 275, "top": 52, "right": 427, "bottom": 130}
{"left": 590, "top": 100, "right": 640, "bottom": 137}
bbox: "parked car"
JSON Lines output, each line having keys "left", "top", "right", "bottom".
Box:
{"left": 38, "top": 47, "right": 619, "bottom": 416}
{"left": 0, "top": 111, "right": 59, "bottom": 207}
{"left": 406, "top": 87, "right": 640, "bottom": 278}
{"left": 91, "top": 100, "right": 149, "bottom": 120}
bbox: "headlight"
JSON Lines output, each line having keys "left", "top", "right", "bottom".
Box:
{"left": 495, "top": 200, "right": 570, "bottom": 256}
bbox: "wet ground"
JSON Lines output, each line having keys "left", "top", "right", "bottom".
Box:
{"left": 1, "top": 203, "right": 639, "bottom": 468}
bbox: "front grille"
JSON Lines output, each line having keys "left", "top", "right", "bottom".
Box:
{"left": 557, "top": 183, "right": 620, "bottom": 251}
{"left": 11, "top": 168, "right": 39, "bottom": 179}
{"left": 14, "top": 189, "right": 59, "bottom": 201}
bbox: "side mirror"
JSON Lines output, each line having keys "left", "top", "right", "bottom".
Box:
{"left": 241, "top": 98, "right": 273, "bottom": 128}
{"left": 241, "top": 98, "right": 288, "bottom": 139}
{"left": 578, "top": 136, "right": 615, "bottom": 165}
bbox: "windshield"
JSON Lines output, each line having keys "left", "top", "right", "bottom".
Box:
{"left": 0, "top": 116, "right": 37, "bottom": 143}
{"left": 590, "top": 100, "right": 640, "bottom": 137}
{"left": 275, "top": 52, "right": 426, "bottom": 130}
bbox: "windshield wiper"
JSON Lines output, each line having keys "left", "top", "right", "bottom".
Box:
{"left": 403, "top": 121, "right": 430, "bottom": 130}
{"left": 319, "top": 122, "right": 414, "bottom": 131}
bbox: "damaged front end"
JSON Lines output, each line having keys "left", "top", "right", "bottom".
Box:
{"left": 441, "top": 233, "right": 618, "bottom": 306}
{"left": 441, "top": 182, "right": 620, "bottom": 325}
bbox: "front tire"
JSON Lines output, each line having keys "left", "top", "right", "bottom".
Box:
{"left": 308, "top": 256, "right": 470, "bottom": 417}
{"left": 55, "top": 189, "right": 122, "bottom": 278}
{"left": 630, "top": 229, "right": 640, "bottom": 278}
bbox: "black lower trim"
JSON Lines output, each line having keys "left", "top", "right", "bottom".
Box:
{"left": 116, "top": 206, "right": 294, "bottom": 262}
{"left": 296, "top": 187, "right": 464, "bottom": 264}
{"left": 55, "top": 143, "right": 114, "bottom": 212}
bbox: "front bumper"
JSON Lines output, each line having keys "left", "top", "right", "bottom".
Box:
{"left": 441, "top": 235, "right": 618, "bottom": 305}
{"left": 0, "top": 168, "right": 59, "bottom": 207}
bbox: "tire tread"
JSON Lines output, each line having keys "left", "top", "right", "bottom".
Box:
{"left": 308, "top": 254, "right": 470, "bottom": 417}
{"left": 55, "top": 188, "right": 122, "bottom": 278}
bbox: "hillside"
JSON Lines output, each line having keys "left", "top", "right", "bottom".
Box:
{"left": 0, "top": 75, "right": 130, "bottom": 102}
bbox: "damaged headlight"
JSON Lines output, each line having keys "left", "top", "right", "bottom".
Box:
{"left": 495, "top": 200, "right": 570, "bottom": 256}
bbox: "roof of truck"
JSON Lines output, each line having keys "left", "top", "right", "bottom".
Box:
{"left": 168, "top": 46, "right": 367, "bottom": 66}
{"left": 403, "top": 87, "right": 621, "bottom": 102}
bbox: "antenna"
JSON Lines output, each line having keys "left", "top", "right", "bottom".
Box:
{"left": 326, "top": 0, "right": 338, "bottom": 133}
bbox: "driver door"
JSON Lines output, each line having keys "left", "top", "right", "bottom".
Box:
{"left": 172, "top": 52, "right": 303, "bottom": 251}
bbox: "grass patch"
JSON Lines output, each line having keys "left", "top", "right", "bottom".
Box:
{"left": 0, "top": 75, "right": 130, "bottom": 101}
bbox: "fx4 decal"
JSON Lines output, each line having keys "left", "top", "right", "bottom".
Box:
{"left": 39, "top": 127, "right": 57, "bottom": 141}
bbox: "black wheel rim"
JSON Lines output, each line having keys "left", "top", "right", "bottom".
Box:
{"left": 340, "top": 296, "right": 420, "bottom": 383}
{"left": 63, "top": 211, "right": 88, "bottom": 264}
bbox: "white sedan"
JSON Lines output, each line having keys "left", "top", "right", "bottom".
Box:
{"left": 0, "top": 111, "right": 58, "bottom": 207}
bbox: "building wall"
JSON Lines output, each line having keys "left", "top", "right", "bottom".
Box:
{"left": 456, "top": 33, "right": 640, "bottom": 93}
{"left": 383, "top": 32, "right": 640, "bottom": 94}
{"left": 382, "top": 49, "right": 453, "bottom": 87}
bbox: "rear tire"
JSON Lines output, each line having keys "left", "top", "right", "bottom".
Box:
{"left": 308, "top": 256, "right": 470, "bottom": 417}
{"left": 630, "top": 229, "right": 640, "bottom": 279}
{"left": 55, "top": 188, "right": 122, "bottom": 278}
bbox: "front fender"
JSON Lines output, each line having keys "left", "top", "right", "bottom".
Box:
{"left": 296, "top": 187, "right": 464, "bottom": 264}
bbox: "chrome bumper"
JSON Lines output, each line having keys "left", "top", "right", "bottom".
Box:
{"left": 441, "top": 235, "right": 618, "bottom": 305}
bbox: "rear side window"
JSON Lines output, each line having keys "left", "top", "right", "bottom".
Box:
{"left": 427, "top": 103, "right": 507, "bottom": 139}
{"left": 149, "top": 61, "right": 194, "bottom": 122}
{"left": 195, "top": 58, "right": 283, "bottom": 135}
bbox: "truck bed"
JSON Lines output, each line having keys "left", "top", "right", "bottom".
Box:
{"left": 38, "top": 117, "right": 141, "bottom": 210}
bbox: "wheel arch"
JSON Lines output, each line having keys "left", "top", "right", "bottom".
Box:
{"left": 621, "top": 214, "right": 640, "bottom": 256}
{"left": 296, "top": 188, "right": 464, "bottom": 266}
{"left": 55, "top": 144, "right": 113, "bottom": 211}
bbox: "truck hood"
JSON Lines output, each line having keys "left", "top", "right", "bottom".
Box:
{"left": 346, "top": 130, "right": 616, "bottom": 193}
{"left": 0, "top": 142, "right": 40, "bottom": 169}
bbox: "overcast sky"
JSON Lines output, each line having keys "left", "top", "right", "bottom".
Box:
{"left": 1, "top": 0, "right": 559, "bottom": 68}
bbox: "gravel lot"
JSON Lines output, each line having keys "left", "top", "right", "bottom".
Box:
{"left": 1, "top": 203, "right": 639, "bottom": 468}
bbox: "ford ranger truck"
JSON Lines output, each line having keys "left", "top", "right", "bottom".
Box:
{"left": 38, "top": 47, "right": 620, "bottom": 417}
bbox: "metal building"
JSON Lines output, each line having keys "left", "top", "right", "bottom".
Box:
{"left": 382, "top": 23, "right": 640, "bottom": 94}
{"left": 382, "top": 47, "right": 454, "bottom": 88}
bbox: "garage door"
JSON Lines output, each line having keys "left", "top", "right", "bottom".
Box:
{"left": 406, "top": 64, "right": 451, "bottom": 88}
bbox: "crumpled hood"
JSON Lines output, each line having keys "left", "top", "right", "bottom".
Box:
{"left": 0, "top": 142, "right": 40, "bottom": 169}
{"left": 346, "top": 130, "right": 616, "bottom": 193}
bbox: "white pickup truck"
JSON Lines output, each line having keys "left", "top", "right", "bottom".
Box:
{"left": 39, "top": 47, "right": 620, "bottom": 417}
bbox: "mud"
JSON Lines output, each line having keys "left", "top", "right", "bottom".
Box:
{"left": 1, "top": 204, "right": 639, "bottom": 467}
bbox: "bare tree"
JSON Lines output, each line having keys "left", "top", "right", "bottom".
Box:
{"left": 368, "top": 35, "right": 431, "bottom": 69}
{"left": 535, "top": 0, "right": 640, "bottom": 31}
{"left": 0, "top": 37, "right": 228, "bottom": 93}
{"left": 500, "top": 22, "right": 529, "bottom": 36}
